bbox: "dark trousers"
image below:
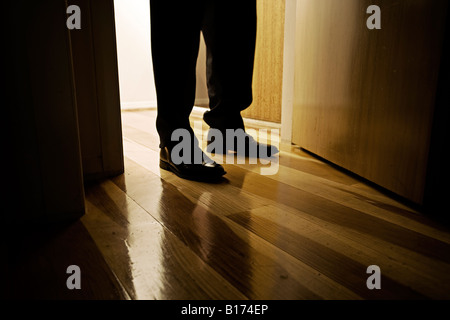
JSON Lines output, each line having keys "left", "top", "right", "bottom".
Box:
{"left": 150, "top": 0, "right": 257, "bottom": 148}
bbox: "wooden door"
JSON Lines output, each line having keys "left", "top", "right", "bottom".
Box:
{"left": 243, "top": 0, "right": 286, "bottom": 123}
{"left": 69, "top": 0, "right": 124, "bottom": 181}
{"left": 7, "top": 0, "right": 124, "bottom": 225}
{"left": 292, "top": 0, "right": 448, "bottom": 204}
{"left": 7, "top": 1, "right": 85, "bottom": 225}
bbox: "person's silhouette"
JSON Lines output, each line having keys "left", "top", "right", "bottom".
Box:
{"left": 150, "top": 0, "right": 278, "bottom": 182}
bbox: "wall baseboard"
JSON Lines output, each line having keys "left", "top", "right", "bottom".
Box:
{"left": 191, "top": 106, "right": 281, "bottom": 130}
{"left": 120, "top": 99, "right": 210, "bottom": 110}
{"left": 120, "top": 100, "right": 157, "bottom": 110}
{"left": 120, "top": 103, "right": 281, "bottom": 130}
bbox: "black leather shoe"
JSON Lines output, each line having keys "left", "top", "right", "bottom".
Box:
{"left": 159, "top": 146, "right": 226, "bottom": 182}
{"left": 206, "top": 128, "right": 279, "bottom": 158}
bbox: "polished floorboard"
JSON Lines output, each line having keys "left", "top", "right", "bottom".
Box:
{"left": 5, "top": 109, "right": 450, "bottom": 300}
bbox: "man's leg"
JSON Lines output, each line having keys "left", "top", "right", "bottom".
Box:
{"left": 201, "top": 0, "right": 257, "bottom": 131}
{"left": 150, "top": 0, "right": 203, "bottom": 148}
{"left": 150, "top": 0, "right": 226, "bottom": 181}
{"left": 201, "top": 0, "right": 278, "bottom": 158}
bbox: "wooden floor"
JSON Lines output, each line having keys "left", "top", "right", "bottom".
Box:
{"left": 5, "top": 109, "right": 450, "bottom": 300}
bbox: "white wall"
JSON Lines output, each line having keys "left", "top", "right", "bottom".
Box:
{"left": 114, "top": 0, "right": 208, "bottom": 110}
{"left": 114, "top": 0, "right": 155, "bottom": 109}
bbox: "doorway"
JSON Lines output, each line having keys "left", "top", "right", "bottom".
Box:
{"left": 113, "top": 0, "right": 286, "bottom": 134}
